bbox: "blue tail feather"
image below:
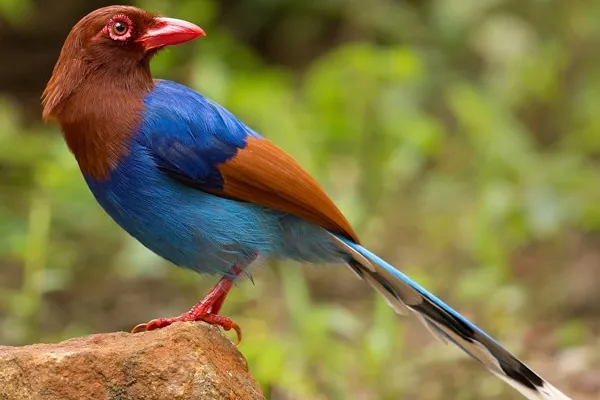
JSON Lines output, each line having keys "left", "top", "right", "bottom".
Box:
{"left": 330, "top": 233, "right": 570, "bottom": 400}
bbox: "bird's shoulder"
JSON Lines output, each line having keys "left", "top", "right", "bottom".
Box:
{"left": 138, "top": 79, "right": 258, "bottom": 190}
{"left": 142, "top": 79, "right": 260, "bottom": 142}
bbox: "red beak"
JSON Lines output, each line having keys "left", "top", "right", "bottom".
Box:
{"left": 137, "top": 17, "right": 205, "bottom": 51}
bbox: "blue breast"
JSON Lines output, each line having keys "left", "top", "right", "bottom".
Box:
{"left": 84, "top": 80, "right": 342, "bottom": 275}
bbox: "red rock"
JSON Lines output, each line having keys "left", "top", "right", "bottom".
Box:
{"left": 0, "top": 322, "right": 264, "bottom": 400}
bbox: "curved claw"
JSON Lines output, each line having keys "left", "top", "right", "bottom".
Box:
{"left": 131, "top": 323, "right": 149, "bottom": 334}
{"left": 197, "top": 314, "right": 243, "bottom": 346}
{"left": 229, "top": 323, "right": 242, "bottom": 346}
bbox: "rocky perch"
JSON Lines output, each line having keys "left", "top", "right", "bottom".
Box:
{"left": 0, "top": 322, "right": 264, "bottom": 400}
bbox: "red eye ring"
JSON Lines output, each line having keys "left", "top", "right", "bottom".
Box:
{"left": 103, "top": 14, "right": 133, "bottom": 41}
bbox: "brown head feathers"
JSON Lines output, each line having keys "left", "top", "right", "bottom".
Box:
{"left": 42, "top": 6, "right": 204, "bottom": 179}
{"left": 42, "top": 6, "right": 158, "bottom": 122}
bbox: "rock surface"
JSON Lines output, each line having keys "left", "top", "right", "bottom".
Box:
{"left": 0, "top": 322, "right": 264, "bottom": 400}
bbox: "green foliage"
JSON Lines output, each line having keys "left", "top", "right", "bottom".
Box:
{"left": 0, "top": 0, "right": 31, "bottom": 24}
{"left": 1, "top": 0, "right": 599, "bottom": 398}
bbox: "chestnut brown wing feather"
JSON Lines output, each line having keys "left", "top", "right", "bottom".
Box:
{"left": 208, "top": 137, "right": 359, "bottom": 243}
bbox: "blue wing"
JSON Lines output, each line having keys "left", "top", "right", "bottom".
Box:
{"left": 141, "top": 79, "right": 259, "bottom": 191}
{"left": 139, "top": 80, "right": 358, "bottom": 241}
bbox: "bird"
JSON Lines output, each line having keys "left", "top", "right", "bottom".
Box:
{"left": 42, "top": 6, "right": 570, "bottom": 400}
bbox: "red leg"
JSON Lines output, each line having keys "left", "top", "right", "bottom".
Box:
{"left": 131, "top": 264, "right": 246, "bottom": 345}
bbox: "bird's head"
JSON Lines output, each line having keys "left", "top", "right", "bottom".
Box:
{"left": 42, "top": 6, "right": 205, "bottom": 121}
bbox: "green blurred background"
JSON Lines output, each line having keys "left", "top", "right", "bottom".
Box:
{"left": 1, "top": 0, "right": 599, "bottom": 398}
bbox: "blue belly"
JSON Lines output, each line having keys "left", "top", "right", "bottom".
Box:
{"left": 85, "top": 143, "right": 343, "bottom": 275}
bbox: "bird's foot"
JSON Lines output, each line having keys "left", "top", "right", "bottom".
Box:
{"left": 130, "top": 310, "right": 242, "bottom": 345}
{"left": 131, "top": 264, "right": 247, "bottom": 345}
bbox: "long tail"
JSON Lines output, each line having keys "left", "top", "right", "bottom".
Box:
{"left": 330, "top": 234, "right": 570, "bottom": 400}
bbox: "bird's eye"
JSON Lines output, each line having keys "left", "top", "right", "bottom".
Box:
{"left": 104, "top": 15, "right": 133, "bottom": 41}
{"left": 112, "top": 22, "right": 128, "bottom": 35}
